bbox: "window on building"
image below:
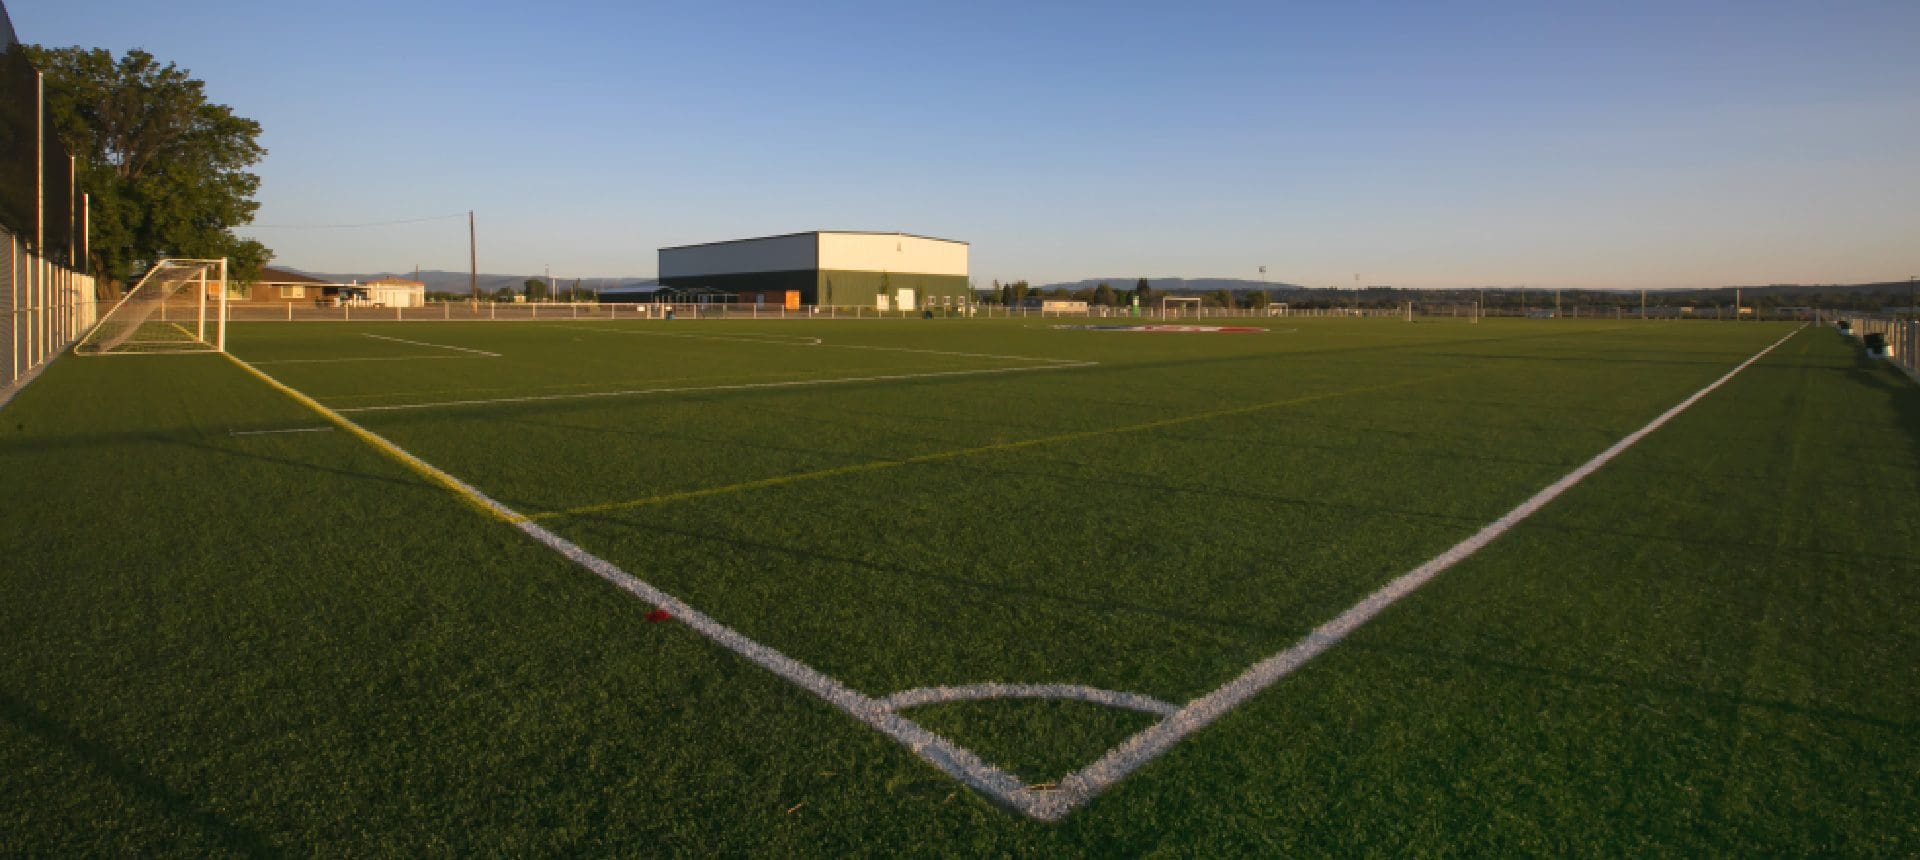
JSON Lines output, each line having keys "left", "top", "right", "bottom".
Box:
{"left": 279, "top": 285, "right": 306, "bottom": 299}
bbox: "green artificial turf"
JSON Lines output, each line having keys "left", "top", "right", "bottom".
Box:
{"left": 1, "top": 317, "right": 1913, "bottom": 853}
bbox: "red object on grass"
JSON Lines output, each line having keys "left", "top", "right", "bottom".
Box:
{"left": 646, "top": 608, "right": 672, "bottom": 623}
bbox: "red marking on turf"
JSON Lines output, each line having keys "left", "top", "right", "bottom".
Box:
{"left": 646, "top": 609, "right": 672, "bottom": 623}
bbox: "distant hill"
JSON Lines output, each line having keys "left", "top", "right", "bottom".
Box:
{"left": 283, "top": 268, "right": 657, "bottom": 296}
{"left": 1036, "top": 277, "right": 1307, "bottom": 295}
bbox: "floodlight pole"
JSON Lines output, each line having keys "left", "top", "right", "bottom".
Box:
{"left": 468, "top": 210, "right": 478, "bottom": 303}
{"left": 34, "top": 71, "right": 43, "bottom": 366}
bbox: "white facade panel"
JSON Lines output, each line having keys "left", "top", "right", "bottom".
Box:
{"left": 659, "top": 234, "right": 817, "bottom": 278}
{"left": 817, "top": 233, "right": 967, "bottom": 276}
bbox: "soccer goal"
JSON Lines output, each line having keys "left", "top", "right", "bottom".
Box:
{"left": 74, "top": 258, "right": 229, "bottom": 355}
{"left": 1160, "top": 297, "right": 1202, "bottom": 319}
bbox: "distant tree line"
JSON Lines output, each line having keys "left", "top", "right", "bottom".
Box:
{"left": 977, "top": 280, "right": 1914, "bottom": 314}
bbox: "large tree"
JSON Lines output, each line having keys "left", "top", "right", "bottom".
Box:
{"left": 24, "top": 46, "right": 269, "bottom": 286}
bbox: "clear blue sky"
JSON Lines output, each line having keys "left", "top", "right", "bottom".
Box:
{"left": 14, "top": 0, "right": 1919, "bottom": 288}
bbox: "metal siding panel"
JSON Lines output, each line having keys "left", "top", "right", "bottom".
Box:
{"left": 659, "top": 234, "right": 820, "bottom": 278}
{"left": 817, "top": 233, "right": 967, "bottom": 277}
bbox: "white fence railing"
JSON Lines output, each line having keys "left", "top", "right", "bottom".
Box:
{"left": 2, "top": 227, "right": 99, "bottom": 401}
{"left": 1831, "top": 313, "right": 1919, "bottom": 383}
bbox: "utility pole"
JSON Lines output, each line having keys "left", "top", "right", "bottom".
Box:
{"left": 1554, "top": 288, "right": 1561, "bottom": 319}
{"left": 468, "top": 210, "right": 478, "bottom": 303}
{"left": 1735, "top": 287, "right": 1742, "bottom": 322}
{"left": 1640, "top": 288, "right": 1646, "bottom": 320}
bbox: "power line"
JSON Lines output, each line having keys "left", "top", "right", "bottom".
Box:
{"left": 242, "top": 212, "right": 470, "bottom": 230}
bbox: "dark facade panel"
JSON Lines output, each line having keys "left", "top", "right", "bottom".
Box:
{"left": 817, "top": 270, "right": 970, "bottom": 308}
{"left": 658, "top": 269, "right": 821, "bottom": 303}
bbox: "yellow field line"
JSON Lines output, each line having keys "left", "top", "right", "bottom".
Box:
{"left": 529, "top": 373, "right": 1456, "bottom": 522}
{"left": 224, "top": 354, "right": 515, "bottom": 522}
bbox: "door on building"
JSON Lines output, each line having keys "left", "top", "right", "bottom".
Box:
{"left": 896, "top": 288, "right": 916, "bottom": 311}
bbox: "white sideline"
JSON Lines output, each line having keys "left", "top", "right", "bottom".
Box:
{"left": 332, "top": 360, "right": 1097, "bottom": 414}
{"left": 361, "top": 333, "right": 502, "bottom": 357}
{"left": 230, "top": 325, "right": 1800, "bottom": 823}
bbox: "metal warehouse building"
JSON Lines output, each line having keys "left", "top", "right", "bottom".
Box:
{"left": 658, "top": 231, "right": 969, "bottom": 310}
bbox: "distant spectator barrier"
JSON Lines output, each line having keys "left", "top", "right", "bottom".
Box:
{"left": 1830, "top": 313, "right": 1918, "bottom": 383}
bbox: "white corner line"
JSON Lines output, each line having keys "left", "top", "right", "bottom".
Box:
{"left": 878, "top": 684, "right": 1180, "bottom": 717}
{"left": 230, "top": 355, "right": 1053, "bottom": 817}
{"left": 362, "top": 332, "right": 502, "bottom": 357}
{"left": 227, "top": 325, "right": 1800, "bottom": 825}
{"left": 1010, "top": 324, "right": 1807, "bottom": 822}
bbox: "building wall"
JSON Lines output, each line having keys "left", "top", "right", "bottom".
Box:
{"left": 658, "top": 269, "right": 820, "bottom": 302}
{"left": 817, "top": 270, "right": 971, "bottom": 308}
{"left": 368, "top": 285, "right": 424, "bottom": 307}
{"left": 817, "top": 233, "right": 967, "bottom": 277}
{"left": 659, "top": 232, "right": 970, "bottom": 308}
{"left": 659, "top": 233, "right": 817, "bottom": 279}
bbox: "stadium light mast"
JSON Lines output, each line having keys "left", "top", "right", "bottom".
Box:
{"left": 468, "top": 210, "right": 477, "bottom": 304}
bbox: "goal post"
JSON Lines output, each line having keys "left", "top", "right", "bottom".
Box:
{"left": 74, "top": 258, "right": 229, "bottom": 355}
{"left": 1160, "top": 297, "right": 1202, "bottom": 319}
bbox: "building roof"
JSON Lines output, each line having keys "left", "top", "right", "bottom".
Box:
{"left": 255, "top": 266, "right": 330, "bottom": 284}
{"left": 659, "top": 230, "right": 968, "bottom": 252}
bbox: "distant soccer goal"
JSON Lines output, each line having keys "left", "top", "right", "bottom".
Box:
{"left": 1160, "top": 297, "right": 1202, "bottom": 319}
{"left": 75, "top": 259, "right": 229, "bottom": 355}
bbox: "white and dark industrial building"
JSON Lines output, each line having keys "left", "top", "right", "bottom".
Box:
{"left": 658, "top": 231, "right": 969, "bottom": 310}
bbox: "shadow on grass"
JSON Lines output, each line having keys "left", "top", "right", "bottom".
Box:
{"left": 0, "top": 690, "right": 276, "bottom": 854}
{"left": 1843, "top": 335, "right": 1920, "bottom": 475}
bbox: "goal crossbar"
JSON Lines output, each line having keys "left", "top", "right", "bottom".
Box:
{"left": 75, "top": 258, "right": 230, "bottom": 356}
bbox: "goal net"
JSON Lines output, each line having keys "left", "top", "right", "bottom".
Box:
{"left": 1160, "top": 297, "right": 1202, "bottom": 319}
{"left": 74, "top": 258, "right": 229, "bottom": 355}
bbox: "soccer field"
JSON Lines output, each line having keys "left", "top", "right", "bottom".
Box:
{"left": 3, "top": 317, "right": 1915, "bottom": 853}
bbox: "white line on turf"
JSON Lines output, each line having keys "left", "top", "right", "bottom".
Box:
{"left": 564, "top": 324, "right": 1080, "bottom": 364}
{"left": 878, "top": 684, "right": 1178, "bottom": 717}
{"left": 230, "top": 325, "right": 1801, "bottom": 823}
{"left": 228, "top": 426, "right": 334, "bottom": 436}
{"left": 226, "top": 353, "right": 1044, "bottom": 818}
{"left": 1002, "top": 323, "right": 1808, "bottom": 820}
{"left": 559, "top": 326, "right": 825, "bottom": 347}
{"left": 361, "top": 332, "right": 502, "bottom": 356}
{"left": 332, "top": 360, "right": 1097, "bottom": 414}
{"left": 252, "top": 355, "right": 470, "bottom": 365}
